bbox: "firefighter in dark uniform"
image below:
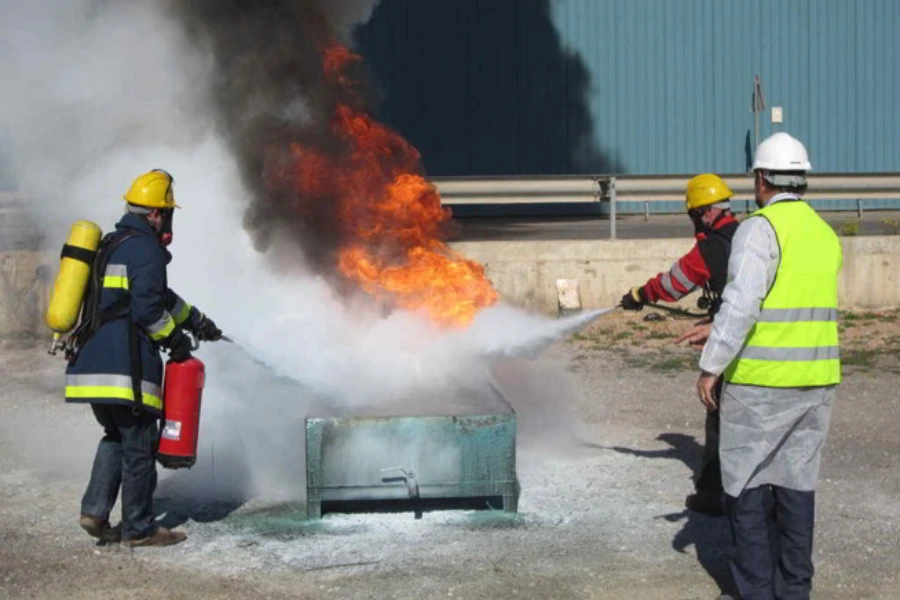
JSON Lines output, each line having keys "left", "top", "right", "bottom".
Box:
{"left": 620, "top": 174, "right": 739, "bottom": 516}
{"left": 66, "top": 170, "right": 221, "bottom": 546}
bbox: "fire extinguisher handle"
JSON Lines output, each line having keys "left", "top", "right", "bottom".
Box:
{"left": 189, "top": 333, "right": 200, "bottom": 351}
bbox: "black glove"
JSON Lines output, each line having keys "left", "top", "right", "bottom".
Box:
{"left": 621, "top": 286, "right": 646, "bottom": 311}
{"left": 193, "top": 314, "right": 222, "bottom": 342}
{"left": 165, "top": 328, "right": 193, "bottom": 363}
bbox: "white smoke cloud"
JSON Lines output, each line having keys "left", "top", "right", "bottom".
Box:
{"left": 0, "top": 0, "right": 212, "bottom": 237}
{"left": 325, "top": 0, "right": 385, "bottom": 41}
{"left": 1, "top": 0, "right": 590, "bottom": 504}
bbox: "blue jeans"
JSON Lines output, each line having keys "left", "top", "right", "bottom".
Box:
{"left": 81, "top": 403, "right": 159, "bottom": 540}
{"left": 726, "top": 485, "right": 816, "bottom": 600}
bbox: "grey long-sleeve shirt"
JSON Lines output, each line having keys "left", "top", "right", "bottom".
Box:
{"left": 699, "top": 193, "right": 799, "bottom": 374}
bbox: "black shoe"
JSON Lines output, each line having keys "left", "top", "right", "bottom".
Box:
{"left": 685, "top": 492, "right": 725, "bottom": 517}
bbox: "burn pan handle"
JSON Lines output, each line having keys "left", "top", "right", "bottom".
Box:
{"left": 379, "top": 467, "right": 422, "bottom": 519}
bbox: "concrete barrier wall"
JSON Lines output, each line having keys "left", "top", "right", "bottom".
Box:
{"left": 0, "top": 236, "right": 897, "bottom": 337}
{"left": 0, "top": 199, "right": 49, "bottom": 336}
{"left": 0, "top": 251, "right": 51, "bottom": 337}
{"left": 451, "top": 236, "right": 900, "bottom": 314}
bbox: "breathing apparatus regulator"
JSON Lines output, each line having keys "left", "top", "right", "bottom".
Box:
{"left": 158, "top": 208, "right": 174, "bottom": 247}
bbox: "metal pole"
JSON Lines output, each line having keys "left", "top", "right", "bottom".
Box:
{"left": 753, "top": 81, "right": 759, "bottom": 150}
{"left": 644, "top": 201, "right": 650, "bottom": 221}
{"left": 754, "top": 112, "right": 760, "bottom": 152}
{"left": 610, "top": 177, "right": 617, "bottom": 240}
{"left": 857, "top": 199, "right": 863, "bottom": 219}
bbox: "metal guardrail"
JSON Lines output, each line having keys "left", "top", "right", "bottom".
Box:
{"left": 609, "top": 173, "right": 900, "bottom": 202}
{"left": 435, "top": 176, "right": 603, "bottom": 205}
{"left": 435, "top": 173, "right": 900, "bottom": 204}
{"left": 435, "top": 173, "right": 900, "bottom": 238}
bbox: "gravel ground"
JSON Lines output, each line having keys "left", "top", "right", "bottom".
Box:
{"left": 1, "top": 313, "right": 898, "bottom": 600}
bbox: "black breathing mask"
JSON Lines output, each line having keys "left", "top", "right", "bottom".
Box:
{"left": 159, "top": 208, "right": 174, "bottom": 247}
{"left": 688, "top": 208, "right": 709, "bottom": 235}
{"left": 689, "top": 207, "right": 727, "bottom": 235}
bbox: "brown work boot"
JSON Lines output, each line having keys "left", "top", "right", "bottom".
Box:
{"left": 125, "top": 527, "right": 187, "bottom": 547}
{"left": 79, "top": 513, "right": 121, "bottom": 543}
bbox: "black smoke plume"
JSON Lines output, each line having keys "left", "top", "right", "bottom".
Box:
{"left": 163, "top": 0, "right": 381, "bottom": 268}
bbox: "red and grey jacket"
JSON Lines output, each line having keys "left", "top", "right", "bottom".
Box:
{"left": 639, "top": 215, "right": 739, "bottom": 315}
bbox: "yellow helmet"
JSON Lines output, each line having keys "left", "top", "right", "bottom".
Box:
{"left": 123, "top": 169, "right": 178, "bottom": 209}
{"left": 685, "top": 173, "right": 733, "bottom": 212}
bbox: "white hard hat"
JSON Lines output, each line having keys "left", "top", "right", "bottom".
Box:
{"left": 752, "top": 132, "right": 812, "bottom": 172}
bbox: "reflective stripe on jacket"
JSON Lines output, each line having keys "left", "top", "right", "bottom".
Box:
{"left": 724, "top": 200, "right": 842, "bottom": 387}
{"left": 641, "top": 215, "right": 738, "bottom": 306}
{"left": 65, "top": 213, "right": 199, "bottom": 414}
{"left": 66, "top": 373, "right": 164, "bottom": 412}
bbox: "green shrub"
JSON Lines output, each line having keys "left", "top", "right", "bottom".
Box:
{"left": 838, "top": 220, "right": 860, "bottom": 236}
{"left": 881, "top": 218, "right": 900, "bottom": 235}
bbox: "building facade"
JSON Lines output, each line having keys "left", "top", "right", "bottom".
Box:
{"left": 355, "top": 0, "right": 900, "bottom": 176}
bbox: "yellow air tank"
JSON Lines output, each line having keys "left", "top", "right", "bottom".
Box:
{"left": 46, "top": 220, "right": 102, "bottom": 333}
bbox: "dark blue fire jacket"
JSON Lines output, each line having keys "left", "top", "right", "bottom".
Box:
{"left": 65, "top": 213, "right": 202, "bottom": 415}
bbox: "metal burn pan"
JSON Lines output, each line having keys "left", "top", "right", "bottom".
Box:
{"left": 306, "top": 412, "right": 519, "bottom": 519}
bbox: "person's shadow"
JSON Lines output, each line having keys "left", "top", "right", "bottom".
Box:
{"left": 153, "top": 478, "right": 250, "bottom": 530}
{"left": 585, "top": 433, "right": 732, "bottom": 592}
{"left": 152, "top": 435, "right": 255, "bottom": 529}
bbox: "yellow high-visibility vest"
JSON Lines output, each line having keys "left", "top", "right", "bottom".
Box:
{"left": 725, "top": 200, "right": 842, "bottom": 387}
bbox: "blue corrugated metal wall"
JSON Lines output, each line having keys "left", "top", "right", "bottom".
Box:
{"left": 355, "top": 0, "right": 900, "bottom": 176}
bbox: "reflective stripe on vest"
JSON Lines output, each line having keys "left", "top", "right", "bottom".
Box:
{"left": 65, "top": 373, "right": 163, "bottom": 411}
{"left": 724, "top": 200, "right": 842, "bottom": 387}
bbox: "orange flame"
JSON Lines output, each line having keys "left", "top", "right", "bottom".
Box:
{"left": 277, "top": 43, "right": 498, "bottom": 326}
{"left": 322, "top": 45, "right": 361, "bottom": 90}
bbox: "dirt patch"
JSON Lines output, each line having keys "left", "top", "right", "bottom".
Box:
{"left": 568, "top": 308, "right": 900, "bottom": 376}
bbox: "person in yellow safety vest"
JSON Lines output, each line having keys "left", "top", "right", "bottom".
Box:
{"left": 66, "top": 170, "right": 222, "bottom": 547}
{"left": 692, "top": 133, "right": 841, "bottom": 600}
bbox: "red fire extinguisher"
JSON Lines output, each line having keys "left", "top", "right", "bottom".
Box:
{"left": 158, "top": 357, "right": 205, "bottom": 469}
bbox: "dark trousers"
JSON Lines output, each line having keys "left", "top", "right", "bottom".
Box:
{"left": 726, "top": 486, "right": 816, "bottom": 600}
{"left": 696, "top": 378, "right": 724, "bottom": 495}
{"left": 81, "top": 403, "right": 159, "bottom": 540}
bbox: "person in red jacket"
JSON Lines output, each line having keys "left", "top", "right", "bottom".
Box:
{"left": 620, "top": 174, "right": 739, "bottom": 516}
